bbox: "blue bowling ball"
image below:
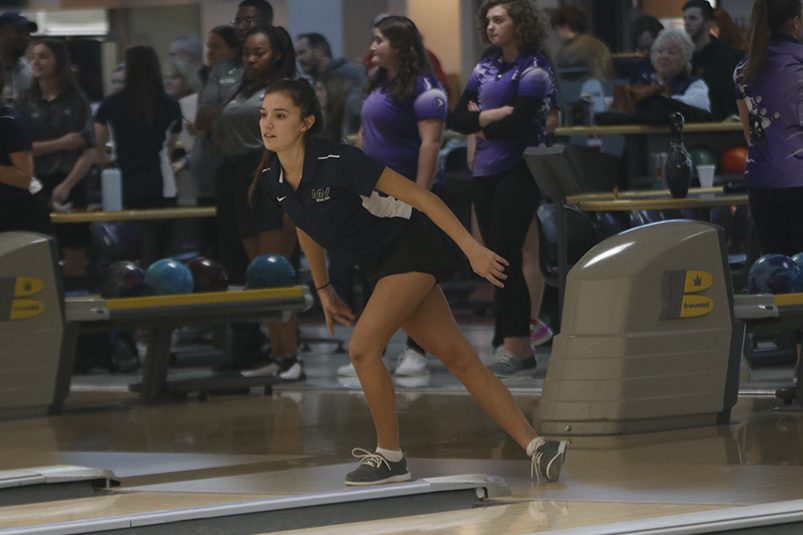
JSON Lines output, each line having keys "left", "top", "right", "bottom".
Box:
{"left": 747, "top": 254, "right": 803, "bottom": 294}
{"left": 246, "top": 254, "right": 296, "bottom": 289}
{"left": 145, "top": 258, "right": 194, "bottom": 295}
{"left": 792, "top": 252, "right": 803, "bottom": 271}
{"left": 102, "top": 261, "right": 149, "bottom": 298}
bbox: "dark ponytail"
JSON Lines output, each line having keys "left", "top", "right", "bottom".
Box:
{"left": 744, "top": 0, "right": 802, "bottom": 81}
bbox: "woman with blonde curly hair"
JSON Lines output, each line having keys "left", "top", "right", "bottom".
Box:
{"left": 450, "top": 0, "right": 557, "bottom": 376}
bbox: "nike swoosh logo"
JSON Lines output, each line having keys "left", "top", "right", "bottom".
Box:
{"left": 277, "top": 196, "right": 287, "bottom": 202}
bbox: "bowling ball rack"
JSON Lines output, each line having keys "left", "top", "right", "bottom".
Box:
{"left": 66, "top": 286, "right": 313, "bottom": 401}
{"left": 735, "top": 292, "right": 803, "bottom": 410}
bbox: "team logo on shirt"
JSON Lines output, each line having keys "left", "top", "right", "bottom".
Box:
{"left": 311, "top": 187, "right": 331, "bottom": 203}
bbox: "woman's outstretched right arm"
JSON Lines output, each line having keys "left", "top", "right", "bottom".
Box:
{"left": 296, "top": 226, "right": 355, "bottom": 335}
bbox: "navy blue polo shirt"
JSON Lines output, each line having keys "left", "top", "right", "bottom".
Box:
{"left": 260, "top": 138, "right": 412, "bottom": 265}
{"left": 0, "top": 105, "right": 32, "bottom": 201}
{"left": 94, "top": 90, "right": 181, "bottom": 201}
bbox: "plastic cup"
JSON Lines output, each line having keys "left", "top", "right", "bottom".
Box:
{"left": 697, "top": 165, "right": 716, "bottom": 189}
{"left": 650, "top": 152, "right": 668, "bottom": 189}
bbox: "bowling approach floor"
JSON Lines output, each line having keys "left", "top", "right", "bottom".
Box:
{"left": 3, "top": 320, "right": 803, "bottom": 533}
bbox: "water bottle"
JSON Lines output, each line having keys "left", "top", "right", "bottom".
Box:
{"left": 664, "top": 112, "right": 693, "bottom": 199}
{"left": 101, "top": 143, "right": 122, "bottom": 211}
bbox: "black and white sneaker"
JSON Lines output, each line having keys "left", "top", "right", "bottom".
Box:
{"left": 278, "top": 357, "right": 305, "bottom": 381}
{"left": 345, "top": 448, "right": 411, "bottom": 486}
{"left": 528, "top": 438, "right": 568, "bottom": 482}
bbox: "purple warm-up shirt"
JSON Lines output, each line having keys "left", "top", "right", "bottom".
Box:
{"left": 734, "top": 33, "right": 803, "bottom": 189}
{"left": 361, "top": 73, "right": 447, "bottom": 181}
{"left": 465, "top": 50, "right": 555, "bottom": 177}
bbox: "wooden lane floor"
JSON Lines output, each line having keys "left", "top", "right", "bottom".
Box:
{"left": 1, "top": 392, "right": 803, "bottom": 532}
{"left": 1, "top": 325, "right": 803, "bottom": 533}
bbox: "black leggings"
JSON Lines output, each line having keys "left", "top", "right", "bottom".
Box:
{"left": 473, "top": 161, "right": 540, "bottom": 339}
{"left": 748, "top": 186, "right": 803, "bottom": 256}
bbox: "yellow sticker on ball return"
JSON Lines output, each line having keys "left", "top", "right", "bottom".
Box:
{"left": 683, "top": 270, "right": 712, "bottom": 293}
{"left": 14, "top": 276, "right": 43, "bottom": 297}
{"left": 679, "top": 295, "right": 713, "bottom": 318}
{"left": 10, "top": 299, "right": 44, "bottom": 320}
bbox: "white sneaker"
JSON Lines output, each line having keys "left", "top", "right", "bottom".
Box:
{"left": 337, "top": 362, "right": 358, "bottom": 377}
{"left": 278, "top": 357, "right": 305, "bottom": 381}
{"left": 240, "top": 361, "right": 279, "bottom": 378}
{"left": 394, "top": 348, "right": 428, "bottom": 377}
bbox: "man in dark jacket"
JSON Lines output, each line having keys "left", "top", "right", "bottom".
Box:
{"left": 683, "top": 0, "right": 738, "bottom": 120}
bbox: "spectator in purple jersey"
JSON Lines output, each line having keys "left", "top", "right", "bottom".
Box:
{"left": 255, "top": 78, "right": 567, "bottom": 486}
{"left": 450, "top": 0, "right": 556, "bottom": 377}
{"left": 734, "top": 0, "right": 803, "bottom": 256}
{"left": 338, "top": 15, "right": 448, "bottom": 379}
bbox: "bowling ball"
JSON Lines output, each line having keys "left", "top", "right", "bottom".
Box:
{"left": 145, "top": 258, "right": 194, "bottom": 295}
{"left": 102, "top": 261, "right": 149, "bottom": 298}
{"left": 593, "top": 212, "right": 630, "bottom": 238}
{"left": 791, "top": 252, "right": 803, "bottom": 271}
{"left": 89, "top": 221, "right": 141, "bottom": 262}
{"left": 245, "top": 254, "right": 296, "bottom": 289}
{"left": 747, "top": 254, "right": 803, "bottom": 294}
{"left": 187, "top": 256, "right": 229, "bottom": 292}
{"left": 630, "top": 210, "right": 679, "bottom": 227}
{"left": 688, "top": 146, "right": 717, "bottom": 168}
{"left": 720, "top": 146, "right": 748, "bottom": 175}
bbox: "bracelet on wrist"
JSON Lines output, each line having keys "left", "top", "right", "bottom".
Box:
{"left": 315, "top": 281, "right": 331, "bottom": 292}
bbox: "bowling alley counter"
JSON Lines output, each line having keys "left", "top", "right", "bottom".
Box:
{"left": 50, "top": 206, "right": 216, "bottom": 223}
{"left": 553, "top": 121, "right": 744, "bottom": 137}
{"left": 565, "top": 187, "right": 748, "bottom": 211}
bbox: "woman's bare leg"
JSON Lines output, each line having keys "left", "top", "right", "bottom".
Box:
{"left": 349, "top": 272, "right": 436, "bottom": 450}
{"left": 521, "top": 216, "right": 545, "bottom": 322}
{"left": 404, "top": 285, "right": 537, "bottom": 450}
{"left": 244, "top": 227, "right": 299, "bottom": 358}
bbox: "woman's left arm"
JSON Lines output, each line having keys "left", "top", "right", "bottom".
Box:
{"left": 0, "top": 151, "right": 33, "bottom": 190}
{"left": 93, "top": 122, "right": 109, "bottom": 165}
{"left": 481, "top": 95, "right": 544, "bottom": 138}
{"left": 51, "top": 148, "right": 94, "bottom": 205}
{"left": 375, "top": 168, "right": 508, "bottom": 287}
{"left": 736, "top": 99, "right": 750, "bottom": 145}
{"left": 415, "top": 118, "right": 444, "bottom": 190}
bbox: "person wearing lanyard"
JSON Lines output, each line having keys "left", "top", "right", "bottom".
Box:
{"left": 255, "top": 78, "right": 568, "bottom": 486}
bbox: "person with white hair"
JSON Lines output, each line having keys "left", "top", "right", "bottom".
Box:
{"left": 631, "top": 27, "right": 711, "bottom": 114}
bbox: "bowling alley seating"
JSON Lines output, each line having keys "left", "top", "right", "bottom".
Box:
{"left": 525, "top": 144, "right": 620, "bottom": 309}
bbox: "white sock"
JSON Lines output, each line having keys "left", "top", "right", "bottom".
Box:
{"left": 526, "top": 437, "right": 546, "bottom": 457}
{"left": 376, "top": 447, "right": 403, "bottom": 462}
